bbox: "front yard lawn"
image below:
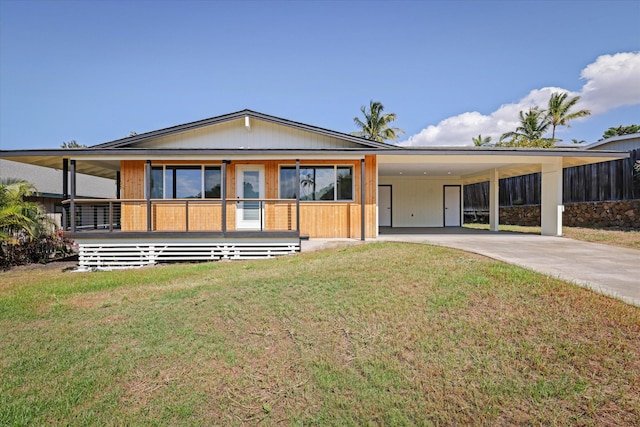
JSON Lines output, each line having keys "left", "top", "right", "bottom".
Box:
{"left": 1, "top": 243, "right": 638, "bottom": 425}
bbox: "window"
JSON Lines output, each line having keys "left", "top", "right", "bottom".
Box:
{"left": 279, "top": 165, "right": 353, "bottom": 201}
{"left": 150, "top": 165, "right": 222, "bottom": 199}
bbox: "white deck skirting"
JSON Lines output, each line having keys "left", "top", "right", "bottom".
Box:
{"left": 77, "top": 241, "right": 300, "bottom": 270}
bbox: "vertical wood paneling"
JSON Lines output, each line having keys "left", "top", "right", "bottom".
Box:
{"left": 120, "top": 161, "right": 146, "bottom": 231}
{"left": 154, "top": 203, "right": 186, "bottom": 231}
{"left": 189, "top": 203, "right": 222, "bottom": 231}
{"left": 118, "top": 158, "right": 381, "bottom": 237}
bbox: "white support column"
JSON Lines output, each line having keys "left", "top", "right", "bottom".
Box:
{"left": 489, "top": 168, "right": 499, "bottom": 232}
{"left": 541, "top": 158, "right": 564, "bottom": 236}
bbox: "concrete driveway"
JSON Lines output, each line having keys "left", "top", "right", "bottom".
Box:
{"left": 375, "top": 228, "right": 639, "bottom": 307}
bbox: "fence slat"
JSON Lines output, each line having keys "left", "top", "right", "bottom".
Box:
{"left": 465, "top": 149, "right": 638, "bottom": 208}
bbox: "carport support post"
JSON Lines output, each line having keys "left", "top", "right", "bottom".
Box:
{"left": 541, "top": 159, "right": 563, "bottom": 236}
{"left": 489, "top": 168, "right": 499, "bottom": 232}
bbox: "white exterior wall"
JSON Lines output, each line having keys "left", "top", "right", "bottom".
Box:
{"left": 541, "top": 159, "right": 563, "bottom": 236}
{"left": 134, "top": 118, "right": 363, "bottom": 150}
{"left": 378, "top": 176, "right": 463, "bottom": 227}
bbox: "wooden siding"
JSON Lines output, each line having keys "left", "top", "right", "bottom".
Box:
{"left": 118, "top": 157, "right": 378, "bottom": 238}
{"left": 120, "top": 161, "right": 146, "bottom": 231}
{"left": 132, "top": 117, "right": 364, "bottom": 150}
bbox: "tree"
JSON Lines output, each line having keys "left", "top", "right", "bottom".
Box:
{"left": 546, "top": 92, "right": 591, "bottom": 141}
{"left": 498, "top": 108, "right": 553, "bottom": 147}
{"left": 600, "top": 124, "right": 640, "bottom": 140}
{"left": 472, "top": 134, "right": 492, "bottom": 147}
{"left": 0, "top": 179, "right": 51, "bottom": 243}
{"left": 571, "top": 139, "right": 586, "bottom": 144}
{"left": 352, "top": 101, "right": 405, "bottom": 143}
{"left": 61, "top": 140, "right": 87, "bottom": 148}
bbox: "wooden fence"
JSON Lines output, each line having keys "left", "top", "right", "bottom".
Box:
{"left": 464, "top": 149, "right": 639, "bottom": 209}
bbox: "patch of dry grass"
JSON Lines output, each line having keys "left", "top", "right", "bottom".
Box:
{"left": 1, "top": 243, "right": 638, "bottom": 425}
{"left": 465, "top": 223, "right": 640, "bottom": 250}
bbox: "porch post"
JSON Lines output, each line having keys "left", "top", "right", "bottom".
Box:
{"left": 361, "top": 158, "right": 365, "bottom": 241}
{"left": 489, "top": 168, "right": 499, "bottom": 232}
{"left": 116, "top": 171, "right": 121, "bottom": 199}
{"left": 295, "top": 159, "right": 300, "bottom": 233}
{"left": 62, "top": 158, "right": 69, "bottom": 231}
{"left": 221, "top": 160, "right": 227, "bottom": 233}
{"left": 70, "top": 160, "right": 76, "bottom": 233}
{"left": 541, "top": 158, "right": 563, "bottom": 236}
{"left": 145, "top": 160, "right": 152, "bottom": 232}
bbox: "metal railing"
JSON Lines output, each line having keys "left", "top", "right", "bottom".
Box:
{"left": 62, "top": 198, "right": 300, "bottom": 233}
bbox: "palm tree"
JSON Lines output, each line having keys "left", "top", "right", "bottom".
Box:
{"left": 546, "top": 92, "right": 591, "bottom": 141}
{"left": 0, "top": 179, "right": 51, "bottom": 243}
{"left": 352, "top": 101, "right": 405, "bottom": 143}
{"left": 472, "top": 134, "right": 492, "bottom": 147}
{"left": 601, "top": 124, "right": 640, "bottom": 140}
{"left": 500, "top": 108, "right": 552, "bottom": 147}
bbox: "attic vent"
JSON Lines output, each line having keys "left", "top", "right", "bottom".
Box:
{"left": 245, "top": 116, "right": 251, "bottom": 132}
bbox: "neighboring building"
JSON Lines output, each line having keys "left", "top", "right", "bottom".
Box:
{"left": 0, "top": 159, "right": 116, "bottom": 228}
{"left": 583, "top": 133, "right": 640, "bottom": 152}
{"left": 0, "top": 110, "right": 626, "bottom": 269}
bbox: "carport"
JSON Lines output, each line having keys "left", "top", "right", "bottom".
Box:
{"left": 376, "top": 148, "right": 627, "bottom": 236}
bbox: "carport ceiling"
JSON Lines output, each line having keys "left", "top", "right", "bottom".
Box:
{"left": 378, "top": 162, "right": 513, "bottom": 177}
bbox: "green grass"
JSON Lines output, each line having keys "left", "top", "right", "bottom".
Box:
{"left": 465, "top": 223, "right": 640, "bottom": 250}
{"left": 1, "top": 243, "right": 639, "bottom": 425}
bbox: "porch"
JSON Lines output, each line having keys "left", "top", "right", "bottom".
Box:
{"left": 62, "top": 197, "right": 302, "bottom": 269}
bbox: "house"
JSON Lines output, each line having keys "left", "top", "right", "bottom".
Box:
{"left": 583, "top": 132, "right": 640, "bottom": 152}
{"left": 0, "top": 110, "right": 627, "bottom": 269}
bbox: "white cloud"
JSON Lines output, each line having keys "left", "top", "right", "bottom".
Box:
{"left": 580, "top": 52, "right": 640, "bottom": 114}
{"left": 401, "top": 51, "right": 640, "bottom": 147}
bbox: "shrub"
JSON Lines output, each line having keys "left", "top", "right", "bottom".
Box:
{"left": 0, "top": 232, "right": 75, "bottom": 270}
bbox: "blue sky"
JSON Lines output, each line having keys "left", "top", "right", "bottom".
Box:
{"left": 1, "top": 0, "right": 639, "bottom": 150}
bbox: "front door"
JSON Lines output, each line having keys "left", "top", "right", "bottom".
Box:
{"left": 379, "top": 185, "right": 392, "bottom": 227}
{"left": 443, "top": 185, "right": 461, "bottom": 227}
{"left": 236, "top": 165, "right": 265, "bottom": 230}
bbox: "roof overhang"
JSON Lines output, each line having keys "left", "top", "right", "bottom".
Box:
{"left": 376, "top": 147, "right": 628, "bottom": 184}
{"left": 1, "top": 147, "right": 628, "bottom": 182}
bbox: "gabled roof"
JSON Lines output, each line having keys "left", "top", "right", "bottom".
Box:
{"left": 91, "top": 109, "right": 398, "bottom": 150}
{"left": 583, "top": 132, "right": 640, "bottom": 150}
